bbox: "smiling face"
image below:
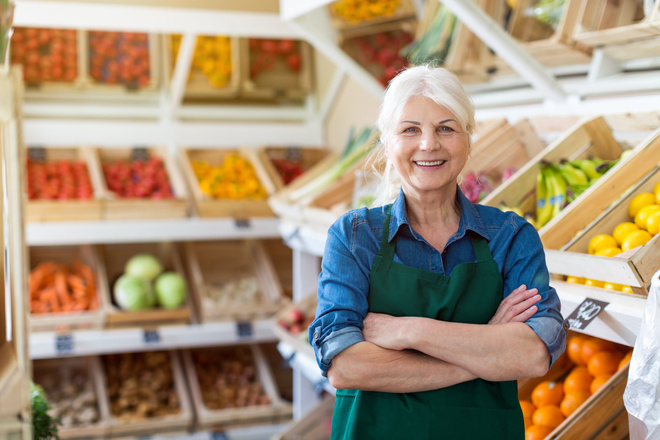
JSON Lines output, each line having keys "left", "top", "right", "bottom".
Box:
{"left": 387, "top": 95, "right": 470, "bottom": 199}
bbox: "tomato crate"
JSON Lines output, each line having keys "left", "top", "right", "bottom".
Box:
{"left": 573, "top": 0, "right": 660, "bottom": 47}
{"left": 95, "top": 147, "right": 190, "bottom": 220}
{"left": 102, "top": 350, "right": 193, "bottom": 438}
{"left": 183, "top": 239, "right": 285, "bottom": 323}
{"left": 274, "top": 395, "right": 335, "bottom": 440}
{"left": 544, "top": 129, "right": 660, "bottom": 295}
{"left": 10, "top": 27, "right": 85, "bottom": 94}
{"left": 25, "top": 146, "right": 105, "bottom": 222}
{"left": 82, "top": 31, "right": 160, "bottom": 96}
{"left": 97, "top": 242, "right": 193, "bottom": 328}
{"left": 503, "top": 0, "right": 592, "bottom": 67}
{"left": 273, "top": 294, "right": 317, "bottom": 360}
{"left": 32, "top": 356, "right": 112, "bottom": 439}
{"left": 182, "top": 344, "right": 292, "bottom": 431}
{"left": 28, "top": 244, "right": 109, "bottom": 333}
{"left": 239, "top": 38, "right": 313, "bottom": 103}
{"left": 327, "top": 0, "right": 417, "bottom": 34}
{"left": 163, "top": 34, "right": 241, "bottom": 101}
{"left": 179, "top": 147, "right": 276, "bottom": 218}
{"left": 257, "top": 146, "right": 329, "bottom": 191}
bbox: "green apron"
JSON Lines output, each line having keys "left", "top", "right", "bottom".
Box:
{"left": 331, "top": 206, "right": 524, "bottom": 440}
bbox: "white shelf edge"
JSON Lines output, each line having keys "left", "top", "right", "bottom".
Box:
{"left": 278, "top": 220, "right": 327, "bottom": 257}
{"left": 27, "top": 217, "right": 281, "bottom": 246}
{"left": 29, "top": 319, "right": 278, "bottom": 360}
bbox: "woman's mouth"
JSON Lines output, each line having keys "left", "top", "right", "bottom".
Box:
{"left": 414, "top": 160, "right": 446, "bottom": 167}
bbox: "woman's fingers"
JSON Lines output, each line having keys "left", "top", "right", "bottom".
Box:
{"left": 489, "top": 285, "right": 541, "bottom": 325}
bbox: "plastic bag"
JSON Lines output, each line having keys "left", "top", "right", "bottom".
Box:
{"left": 623, "top": 270, "right": 660, "bottom": 439}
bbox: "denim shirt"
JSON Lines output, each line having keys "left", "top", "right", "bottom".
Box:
{"left": 309, "top": 187, "right": 568, "bottom": 377}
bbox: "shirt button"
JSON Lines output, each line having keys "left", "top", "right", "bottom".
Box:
{"left": 313, "top": 332, "right": 319, "bottom": 339}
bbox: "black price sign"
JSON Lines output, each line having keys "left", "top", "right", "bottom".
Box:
{"left": 131, "top": 147, "right": 150, "bottom": 162}
{"left": 234, "top": 218, "right": 252, "bottom": 229}
{"left": 285, "top": 146, "right": 302, "bottom": 162}
{"left": 27, "top": 147, "right": 47, "bottom": 163}
{"left": 566, "top": 298, "right": 610, "bottom": 330}
{"left": 236, "top": 321, "right": 253, "bottom": 338}
{"left": 143, "top": 329, "right": 161, "bottom": 344}
{"left": 211, "top": 431, "right": 228, "bottom": 440}
{"left": 55, "top": 333, "right": 74, "bottom": 355}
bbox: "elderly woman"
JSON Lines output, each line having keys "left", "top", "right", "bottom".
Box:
{"left": 309, "top": 65, "right": 567, "bottom": 439}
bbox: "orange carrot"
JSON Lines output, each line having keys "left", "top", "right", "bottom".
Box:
{"left": 54, "top": 272, "right": 72, "bottom": 307}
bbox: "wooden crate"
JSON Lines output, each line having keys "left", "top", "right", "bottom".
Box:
{"left": 163, "top": 34, "right": 241, "bottom": 101}
{"left": 82, "top": 31, "right": 160, "bottom": 95}
{"left": 573, "top": 0, "right": 660, "bottom": 47}
{"left": 27, "top": 245, "right": 108, "bottom": 333}
{"left": 25, "top": 146, "right": 105, "bottom": 222}
{"left": 275, "top": 395, "right": 335, "bottom": 440}
{"left": 32, "top": 356, "right": 111, "bottom": 439}
{"left": 102, "top": 350, "right": 193, "bottom": 438}
{"left": 184, "top": 239, "right": 285, "bottom": 323}
{"left": 327, "top": 0, "right": 417, "bottom": 34}
{"left": 239, "top": 38, "right": 313, "bottom": 103}
{"left": 97, "top": 242, "right": 192, "bottom": 328}
{"left": 95, "top": 146, "right": 190, "bottom": 220}
{"left": 179, "top": 147, "right": 276, "bottom": 218}
{"left": 480, "top": 116, "right": 632, "bottom": 246}
{"left": 505, "top": 0, "right": 593, "bottom": 67}
{"left": 182, "top": 344, "right": 292, "bottom": 431}
{"left": 273, "top": 294, "right": 317, "bottom": 360}
{"left": 260, "top": 238, "right": 295, "bottom": 299}
{"left": 257, "top": 146, "right": 329, "bottom": 191}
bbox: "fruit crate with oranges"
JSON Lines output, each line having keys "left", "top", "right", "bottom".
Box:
{"left": 543, "top": 127, "right": 660, "bottom": 296}
{"left": 519, "top": 332, "right": 631, "bottom": 440}
{"left": 25, "top": 146, "right": 105, "bottom": 222}
{"left": 179, "top": 147, "right": 277, "bottom": 218}
{"left": 28, "top": 244, "right": 109, "bottom": 333}
{"left": 96, "top": 147, "right": 190, "bottom": 220}
{"left": 239, "top": 38, "right": 313, "bottom": 103}
{"left": 327, "top": 0, "right": 417, "bottom": 34}
{"left": 163, "top": 34, "right": 241, "bottom": 101}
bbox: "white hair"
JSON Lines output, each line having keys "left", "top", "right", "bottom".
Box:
{"left": 368, "top": 65, "right": 475, "bottom": 206}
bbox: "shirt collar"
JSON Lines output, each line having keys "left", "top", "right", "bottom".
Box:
{"left": 388, "top": 186, "right": 491, "bottom": 243}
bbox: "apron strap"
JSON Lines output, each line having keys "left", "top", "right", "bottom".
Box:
{"left": 378, "top": 205, "right": 395, "bottom": 261}
{"left": 471, "top": 235, "right": 493, "bottom": 262}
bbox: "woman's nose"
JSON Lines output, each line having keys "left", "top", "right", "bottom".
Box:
{"left": 419, "top": 131, "right": 439, "bottom": 150}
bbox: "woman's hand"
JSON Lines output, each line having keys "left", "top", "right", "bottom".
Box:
{"left": 488, "top": 284, "right": 541, "bottom": 325}
{"left": 362, "top": 312, "right": 410, "bottom": 351}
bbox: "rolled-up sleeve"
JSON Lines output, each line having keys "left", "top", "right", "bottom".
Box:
{"left": 503, "top": 219, "right": 568, "bottom": 367}
{"left": 309, "top": 213, "right": 371, "bottom": 376}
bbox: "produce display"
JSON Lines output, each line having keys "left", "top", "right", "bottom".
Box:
{"left": 271, "top": 158, "right": 306, "bottom": 185}
{"left": 112, "top": 253, "right": 187, "bottom": 311}
{"left": 10, "top": 27, "right": 78, "bottom": 84}
{"left": 401, "top": 5, "right": 456, "bottom": 65}
{"left": 277, "top": 305, "right": 315, "bottom": 337}
{"left": 27, "top": 157, "right": 94, "bottom": 200}
{"left": 104, "top": 351, "right": 181, "bottom": 420}
{"left": 248, "top": 38, "right": 302, "bottom": 79}
{"left": 330, "top": 0, "right": 401, "bottom": 24}
{"left": 529, "top": 0, "right": 566, "bottom": 30}
{"left": 345, "top": 29, "right": 413, "bottom": 86}
{"left": 191, "top": 346, "right": 271, "bottom": 410}
{"left": 461, "top": 167, "right": 518, "bottom": 203}
{"left": 102, "top": 156, "right": 174, "bottom": 199}
{"left": 171, "top": 35, "right": 233, "bottom": 88}
{"left": 192, "top": 154, "right": 267, "bottom": 200}
{"left": 87, "top": 31, "right": 151, "bottom": 87}
{"left": 34, "top": 362, "right": 101, "bottom": 429}
{"left": 29, "top": 260, "right": 98, "bottom": 314}
{"left": 520, "top": 334, "right": 631, "bottom": 438}
{"left": 202, "top": 275, "right": 262, "bottom": 310}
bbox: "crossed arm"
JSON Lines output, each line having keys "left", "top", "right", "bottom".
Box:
{"left": 327, "top": 285, "right": 550, "bottom": 392}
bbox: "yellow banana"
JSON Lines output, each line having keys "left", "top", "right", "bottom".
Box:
{"left": 535, "top": 166, "right": 553, "bottom": 227}
{"left": 558, "top": 161, "right": 589, "bottom": 186}
{"left": 545, "top": 165, "right": 568, "bottom": 222}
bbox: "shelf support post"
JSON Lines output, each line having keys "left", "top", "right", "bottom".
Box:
{"left": 169, "top": 33, "right": 196, "bottom": 117}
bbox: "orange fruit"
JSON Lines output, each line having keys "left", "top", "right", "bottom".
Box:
{"left": 595, "top": 246, "right": 622, "bottom": 257}
{"left": 524, "top": 416, "right": 533, "bottom": 430}
{"left": 588, "top": 234, "right": 618, "bottom": 255}
{"left": 563, "top": 366, "right": 593, "bottom": 394}
{"left": 520, "top": 400, "right": 537, "bottom": 420}
{"left": 567, "top": 334, "right": 588, "bottom": 365}
{"left": 525, "top": 424, "right": 554, "bottom": 440}
{"left": 590, "top": 374, "right": 612, "bottom": 394}
{"left": 618, "top": 351, "right": 632, "bottom": 370}
{"left": 634, "top": 204, "right": 660, "bottom": 229}
{"left": 622, "top": 229, "right": 653, "bottom": 252}
{"left": 613, "top": 222, "right": 640, "bottom": 245}
{"left": 581, "top": 338, "right": 616, "bottom": 365}
{"left": 566, "top": 275, "right": 585, "bottom": 284}
{"left": 560, "top": 390, "right": 591, "bottom": 417}
{"left": 531, "top": 381, "right": 564, "bottom": 407}
{"left": 647, "top": 211, "right": 660, "bottom": 235}
{"left": 584, "top": 278, "right": 605, "bottom": 288}
{"left": 532, "top": 404, "right": 565, "bottom": 429}
{"left": 628, "top": 192, "right": 656, "bottom": 218}
{"left": 587, "top": 350, "right": 624, "bottom": 376}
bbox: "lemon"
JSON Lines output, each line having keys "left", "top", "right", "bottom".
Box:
{"left": 621, "top": 229, "right": 653, "bottom": 252}
{"left": 566, "top": 276, "right": 585, "bottom": 284}
{"left": 587, "top": 234, "right": 618, "bottom": 255}
{"left": 653, "top": 181, "right": 660, "bottom": 203}
{"left": 613, "top": 222, "right": 640, "bottom": 245}
{"left": 634, "top": 204, "right": 660, "bottom": 230}
{"left": 595, "top": 246, "right": 623, "bottom": 257}
{"left": 585, "top": 279, "right": 605, "bottom": 288}
{"left": 621, "top": 285, "right": 634, "bottom": 293}
{"left": 604, "top": 282, "right": 624, "bottom": 291}
{"left": 629, "top": 192, "right": 656, "bottom": 218}
{"left": 647, "top": 211, "right": 660, "bottom": 235}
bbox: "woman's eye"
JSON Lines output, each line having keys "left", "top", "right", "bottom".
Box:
{"left": 438, "top": 126, "right": 453, "bottom": 132}
{"left": 403, "top": 126, "right": 418, "bottom": 133}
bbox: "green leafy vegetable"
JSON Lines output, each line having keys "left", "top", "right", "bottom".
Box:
{"left": 31, "top": 382, "right": 60, "bottom": 440}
